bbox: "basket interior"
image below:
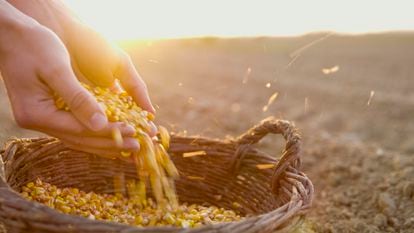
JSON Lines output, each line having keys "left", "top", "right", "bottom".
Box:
{"left": 3, "top": 137, "right": 283, "bottom": 216}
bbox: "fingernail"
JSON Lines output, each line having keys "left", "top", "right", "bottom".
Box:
{"left": 124, "top": 139, "right": 140, "bottom": 151}
{"left": 89, "top": 113, "right": 108, "bottom": 131}
{"left": 123, "top": 125, "right": 136, "bottom": 136}
{"left": 149, "top": 122, "right": 158, "bottom": 137}
{"left": 149, "top": 104, "right": 156, "bottom": 114}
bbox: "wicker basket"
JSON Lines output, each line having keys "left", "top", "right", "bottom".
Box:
{"left": 0, "top": 118, "right": 313, "bottom": 233}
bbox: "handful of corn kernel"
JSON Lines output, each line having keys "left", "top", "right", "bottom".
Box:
{"left": 54, "top": 83, "right": 178, "bottom": 208}
{"left": 21, "top": 179, "right": 243, "bottom": 227}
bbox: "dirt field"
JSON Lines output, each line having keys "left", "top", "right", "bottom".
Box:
{"left": 1, "top": 32, "right": 413, "bottom": 232}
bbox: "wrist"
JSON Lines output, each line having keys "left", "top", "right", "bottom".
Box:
{"left": 0, "top": 1, "right": 39, "bottom": 53}
{"left": 6, "top": 0, "right": 81, "bottom": 46}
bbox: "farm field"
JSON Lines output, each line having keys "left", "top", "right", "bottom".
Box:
{"left": 1, "top": 32, "right": 414, "bottom": 232}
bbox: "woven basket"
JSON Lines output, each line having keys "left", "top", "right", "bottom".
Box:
{"left": 0, "top": 118, "right": 313, "bottom": 233}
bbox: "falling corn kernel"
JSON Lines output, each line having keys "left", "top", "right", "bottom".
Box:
{"left": 322, "top": 65, "right": 339, "bottom": 75}
{"left": 187, "top": 176, "right": 205, "bottom": 180}
{"left": 183, "top": 151, "right": 207, "bottom": 158}
{"left": 367, "top": 90, "right": 375, "bottom": 106}
{"left": 158, "top": 125, "right": 170, "bottom": 150}
{"left": 54, "top": 83, "right": 178, "bottom": 207}
{"left": 262, "top": 92, "right": 278, "bottom": 112}
{"left": 256, "top": 164, "right": 275, "bottom": 170}
{"left": 242, "top": 67, "right": 252, "bottom": 84}
{"left": 112, "top": 128, "right": 123, "bottom": 148}
{"left": 120, "top": 151, "right": 131, "bottom": 157}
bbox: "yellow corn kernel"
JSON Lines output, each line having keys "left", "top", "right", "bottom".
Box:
{"left": 120, "top": 151, "right": 131, "bottom": 157}
{"left": 158, "top": 125, "right": 170, "bottom": 150}
{"left": 111, "top": 128, "right": 123, "bottom": 148}
{"left": 53, "top": 83, "right": 180, "bottom": 208}
{"left": 22, "top": 179, "right": 244, "bottom": 227}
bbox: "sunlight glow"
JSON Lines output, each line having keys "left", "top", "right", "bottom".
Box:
{"left": 65, "top": 0, "right": 414, "bottom": 40}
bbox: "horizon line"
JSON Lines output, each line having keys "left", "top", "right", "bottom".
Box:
{"left": 113, "top": 29, "right": 414, "bottom": 43}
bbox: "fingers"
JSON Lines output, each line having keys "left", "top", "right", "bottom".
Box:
{"left": 70, "top": 25, "right": 118, "bottom": 88}
{"left": 148, "top": 121, "right": 158, "bottom": 137}
{"left": 30, "top": 102, "right": 136, "bottom": 137}
{"left": 70, "top": 59, "right": 91, "bottom": 85}
{"left": 43, "top": 63, "right": 109, "bottom": 131}
{"left": 116, "top": 54, "right": 155, "bottom": 113}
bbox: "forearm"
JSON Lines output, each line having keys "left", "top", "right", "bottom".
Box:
{"left": 7, "top": 0, "right": 81, "bottom": 44}
{"left": 0, "top": 0, "right": 36, "bottom": 55}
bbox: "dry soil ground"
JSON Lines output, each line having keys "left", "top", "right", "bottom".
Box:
{"left": 1, "top": 32, "right": 413, "bottom": 232}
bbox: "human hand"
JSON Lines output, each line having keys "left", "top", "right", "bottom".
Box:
{"left": 66, "top": 22, "right": 156, "bottom": 114}
{"left": 0, "top": 10, "right": 140, "bottom": 158}
{"left": 8, "top": 0, "right": 156, "bottom": 114}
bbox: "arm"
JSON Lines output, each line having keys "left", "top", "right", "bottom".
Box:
{"left": 5, "top": 0, "right": 77, "bottom": 43}
{"left": 0, "top": 0, "right": 37, "bottom": 48}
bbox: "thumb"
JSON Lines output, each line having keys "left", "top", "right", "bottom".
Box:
{"left": 45, "top": 66, "right": 108, "bottom": 131}
{"left": 116, "top": 54, "right": 155, "bottom": 113}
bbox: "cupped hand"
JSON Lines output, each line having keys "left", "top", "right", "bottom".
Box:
{"left": 0, "top": 19, "right": 140, "bottom": 158}
{"left": 7, "top": 0, "right": 155, "bottom": 114}
{"left": 66, "top": 22, "right": 156, "bottom": 114}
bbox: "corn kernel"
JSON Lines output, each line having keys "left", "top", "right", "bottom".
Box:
{"left": 21, "top": 179, "right": 243, "bottom": 228}
{"left": 54, "top": 83, "right": 178, "bottom": 207}
{"left": 48, "top": 83, "right": 245, "bottom": 228}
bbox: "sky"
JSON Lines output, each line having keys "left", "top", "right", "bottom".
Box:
{"left": 65, "top": 0, "right": 414, "bottom": 40}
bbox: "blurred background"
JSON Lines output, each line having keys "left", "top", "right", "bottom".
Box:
{"left": 1, "top": 0, "right": 413, "bottom": 232}
{"left": 66, "top": 0, "right": 413, "bottom": 40}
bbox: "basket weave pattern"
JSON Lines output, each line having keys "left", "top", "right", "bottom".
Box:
{"left": 0, "top": 118, "right": 313, "bottom": 233}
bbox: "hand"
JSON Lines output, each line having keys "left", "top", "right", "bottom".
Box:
{"left": 66, "top": 22, "right": 156, "bottom": 114}
{"left": 8, "top": 0, "right": 156, "bottom": 113}
{"left": 0, "top": 11, "right": 140, "bottom": 158}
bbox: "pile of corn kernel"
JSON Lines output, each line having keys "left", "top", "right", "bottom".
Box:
{"left": 54, "top": 83, "right": 178, "bottom": 208}
{"left": 21, "top": 179, "right": 243, "bottom": 227}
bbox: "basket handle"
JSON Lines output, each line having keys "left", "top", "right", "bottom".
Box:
{"left": 235, "top": 117, "right": 302, "bottom": 192}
